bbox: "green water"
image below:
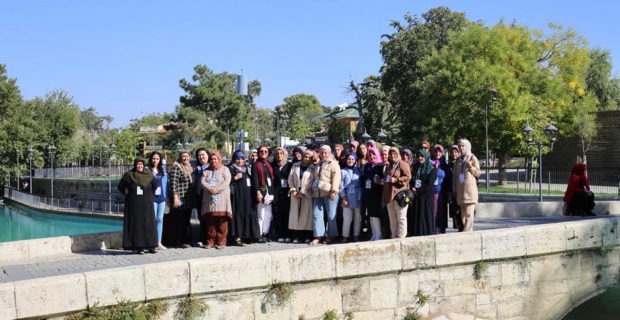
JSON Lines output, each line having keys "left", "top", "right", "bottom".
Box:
{"left": 0, "top": 202, "right": 122, "bottom": 243}
{"left": 563, "top": 287, "right": 620, "bottom": 319}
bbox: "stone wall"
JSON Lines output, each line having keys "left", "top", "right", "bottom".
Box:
{"left": 2, "top": 218, "right": 620, "bottom": 319}
{"left": 30, "top": 178, "right": 121, "bottom": 202}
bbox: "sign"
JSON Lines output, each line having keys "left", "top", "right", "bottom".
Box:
{"left": 146, "top": 145, "right": 163, "bottom": 150}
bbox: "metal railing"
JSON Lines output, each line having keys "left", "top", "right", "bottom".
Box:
{"left": 33, "top": 165, "right": 132, "bottom": 179}
{"left": 3, "top": 187, "right": 125, "bottom": 216}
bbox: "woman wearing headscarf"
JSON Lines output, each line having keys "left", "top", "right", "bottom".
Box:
{"left": 272, "top": 147, "right": 293, "bottom": 242}
{"left": 311, "top": 145, "right": 342, "bottom": 245}
{"left": 401, "top": 149, "right": 413, "bottom": 167}
{"left": 167, "top": 151, "right": 196, "bottom": 248}
{"left": 248, "top": 149, "right": 258, "bottom": 171}
{"left": 334, "top": 144, "right": 345, "bottom": 169}
{"left": 118, "top": 158, "right": 158, "bottom": 254}
{"left": 288, "top": 149, "right": 316, "bottom": 243}
{"left": 447, "top": 145, "right": 462, "bottom": 231}
{"left": 409, "top": 149, "right": 438, "bottom": 236}
{"left": 381, "top": 147, "right": 412, "bottom": 238}
{"left": 251, "top": 145, "right": 275, "bottom": 242}
{"left": 201, "top": 150, "right": 232, "bottom": 249}
{"left": 340, "top": 152, "right": 363, "bottom": 242}
{"left": 431, "top": 145, "right": 449, "bottom": 234}
{"left": 381, "top": 146, "right": 390, "bottom": 165}
{"left": 228, "top": 150, "right": 260, "bottom": 246}
{"left": 192, "top": 148, "right": 210, "bottom": 245}
{"left": 452, "top": 139, "right": 481, "bottom": 232}
{"left": 147, "top": 151, "right": 167, "bottom": 250}
{"left": 356, "top": 143, "right": 368, "bottom": 170}
{"left": 362, "top": 147, "right": 385, "bottom": 241}
{"left": 563, "top": 163, "right": 595, "bottom": 216}
{"left": 291, "top": 147, "right": 304, "bottom": 163}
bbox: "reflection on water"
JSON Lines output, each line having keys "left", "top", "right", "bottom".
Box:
{"left": 0, "top": 203, "right": 122, "bottom": 243}
{"left": 563, "top": 287, "right": 620, "bottom": 319}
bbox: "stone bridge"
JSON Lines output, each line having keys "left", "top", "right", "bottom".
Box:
{"left": 1, "top": 213, "right": 620, "bottom": 319}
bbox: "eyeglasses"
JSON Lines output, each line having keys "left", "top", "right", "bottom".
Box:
{"left": 259, "top": 150, "right": 268, "bottom": 153}
{"left": 421, "top": 146, "right": 428, "bottom": 150}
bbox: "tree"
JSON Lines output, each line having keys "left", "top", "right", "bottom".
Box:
{"left": 585, "top": 47, "right": 620, "bottom": 110}
{"left": 325, "top": 117, "right": 350, "bottom": 144}
{"left": 348, "top": 75, "right": 395, "bottom": 143}
{"left": 278, "top": 94, "right": 323, "bottom": 141}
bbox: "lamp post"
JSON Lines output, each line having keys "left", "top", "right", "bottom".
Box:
{"left": 361, "top": 131, "right": 371, "bottom": 144}
{"left": 485, "top": 88, "right": 498, "bottom": 192}
{"left": 183, "top": 142, "right": 191, "bottom": 152}
{"left": 48, "top": 144, "right": 57, "bottom": 198}
{"left": 522, "top": 124, "right": 558, "bottom": 202}
{"left": 254, "top": 138, "right": 261, "bottom": 149}
{"left": 16, "top": 149, "right": 20, "bottom": 189}
{"left": 377, "top": 130, "right": 387, "bottom": 144}
{"left": 108, "top": 143, "right": 116, "bottom": 213}
{"left": 28, "top": 148, "right": 33, "bottom": 194}
{"left": 263, "top": 137, "right": 272, "bottom": 146}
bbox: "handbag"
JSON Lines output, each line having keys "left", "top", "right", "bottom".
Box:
{"left": 395, "top": 189, "right": 414, "bottom": 208}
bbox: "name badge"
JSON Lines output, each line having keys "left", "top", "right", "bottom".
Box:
{"left": 434, "top": 179, "right": 439, "bottom": 186}
{"left": 155, "top": 187, "right": 161, "bottom": 195}
{"left": 246, "top": 178, "right": 251, "bottom": 187}
{"left": 365, "top": 180, "right": 372, "bottom": 189}
{"left": 414, "top": 180, "right": 422, "bottom": 188}
{"left": 267, "top": 177, "right": 272, "bottom": 186}
{"left": 281, "top": 179, "right": 288, "bottom": 188}
{"left": 385, "top": 176, "right": 391, "bottom": 183}
{"left": 136, "top": 187, "right": 143, "bottom": 195}
{"left": 459, "top": 173, "right": 465, "bottom": 183}
{"left": 313, "top": 179, "right": 319, "bottom": 187}
{"left": 210, "top": 178, "right": 216, "bottom": 187}
{"left": 348, "top": 187, "right": 356, "bottom": 194}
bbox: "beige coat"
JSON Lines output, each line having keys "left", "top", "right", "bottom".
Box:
{"left": 312, "top": 159, "right": 342, "bottom": 198}
{"left": 381, "top": 160, "right": 412, "bottom": 204}
{"left": 453, "top": 154, "right": 481, "bottom": 204}
{"left": 288, "top": 162, "right": 315, "bottom": 230}
{"left": 201, "top": 167, "right": 232, "bottom": 217}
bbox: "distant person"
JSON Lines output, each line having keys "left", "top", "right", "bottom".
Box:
{"left": 340, "top": 152, "right": 362, "bottom": 242}
{"left": 452, "top": 139, "right": 481, "bottom": 232}
{"left": 409, "top": 149, "right": 437, "bottom": 237}
{"left": 251, "top": 145, "right": 275, "bottom": 242}
{"left": 382, "top": 147, "right": 412, "bottom": 239}
{"left": 193, "top": 148, "right": 210, "bottom": 245}
{"left": 362, "top": 147, "right": 385, "bottom": 241}
{"left": 167, "top": 151, "right": 196, "bottom": 248}
{"left": 147, "top": 151, "right": 168, "bottom": 250}
{"left": 288, "top": 149, "right": 316, "bottom": 243}
{"left": 563, "top": 163, "right": 595, "bottom": 216}
{"left": 228, "top": 150, "right": 260, "bottom": 245}
{"left": 272, "top": 147, "right": 293, "bottom": 242}
{"left": 311, "top": 145, "right": 341, "bottom": 245}
{"left": 201, "top": 150, "right": 232, "bottom": 249}
{"left": 117, "top": 158, "right": 158, "bottom": 254}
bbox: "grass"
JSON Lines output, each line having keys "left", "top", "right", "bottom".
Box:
{"left": 174, "top": 295, "right": 209, "bottom": 320}
{"left": 264, "top": 281, "right": 294, "bottom": 310}
{"left": 65, "top": 300, "right": 169, "bottom": 320}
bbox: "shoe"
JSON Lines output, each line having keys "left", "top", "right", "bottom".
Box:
{"left": 309, "top": 239, "right": 321, "bottom": 246}
{"left": 341, "top": 237, "right": 348, "bottom": 244}
{"left": 292, "top": 238, "right": 300, "bottom": 244}
{"left": 370, "top": 235, "right": 376, "bottom": 241}
{"left": 278, "top": 238, "right": 285, "bottom": 243}
{"left": 157, "top": 244, "right": 167, "bottom": 250}
{"left": 148, "top": 249, "right": 157, "bottom": 254}
{"left": 285, "top": 238, "right": 292, "bottom": 243}
{"left": 352, "top": 236, "right": 359, "bottom": 242}
{"left": 257, "top": 237, "right": 266, "bottom": 243}
{"left": 182, "top": 244, "right": 192, "bottom": 249}
{"left": 234, "top": 238, "right": 246, "bottom": 247}
{"left": 304, "top": 239, "right": 311, "bottom": 244}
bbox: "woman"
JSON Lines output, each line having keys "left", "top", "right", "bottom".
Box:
{"left": 167, "top": 151, "right": 196, "bottom": 247}
{"left": 563, "top": 163, "right": 595, "bottom": 216}
{"left": 201, "top": 150, "right": 232, "bottom": 249}
{"left": 356, "top": 143, "right": 368, "bottom": 170}
{"left": 381, "top": 146, "right": 390, "bottom": 165}
{"left": 193, "top": 148, "right": 210, "bottom": 245}
{"left": 362, "top": 147, "right": 385, "bottom": 241}
{"left": 117, "top": 158, "right": 158, "bottom": 254}
{"left": 401, "top": 149, "right": 413, "bottom": 167}
{"left": 251, "top": 145, "right": 275, "bottom": 242}
{"left": 228, "top": 150, "right": 261, "bottom": 245}
{"left": 291, "top": 147, "right": 304, "bottom": 163}
{"left": 452, "top": 139, "right": 481, "bottom": 232}
{"left": 288, "top": 149, "right": 316, "bottom": 243}
{"left": 382, "top": 147, "right": 412, "bottom": 238}
{"left": 311, "top": 145, "right": 342, "bottom": 245}
{"left": 272, "top": 147, "right": 293, "bottom": 242}
{"left": 431, "top": 145, "right": 449, "bottom": 234}
{"left": 248, "top": 149, "right": 258, "bottom": 171}
{"left": 340, "top": 153, "right": 362, "bottom": 242}
{"left": 410, "top": 149, "right": 438, "bottom": 236}
{"left": 447, "top": 145, "right": 462, "bottom": 231}
{"left": 147, "top": 151, "right": 167, "bottom": 250}
{"left": 334, "top": 144, "right": 345, "bottom": 168}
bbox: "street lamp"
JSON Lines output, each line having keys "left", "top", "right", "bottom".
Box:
{"left": 361, "top": 131, "right": 371, "bottom": 143}
{"left": 48, "top": 144, "right": 57, "bottom": 198}
{"left": 485, "top": 88, "right": 498, "bottom": 192}
{"left": 522, "top": 124, "right": 558, "bottom": 202}
{"left": 254, "top": 138, "right": 261, "bottom": 148}
{"left": 263, "top": 137, "right": 272, "bottom": 146}
{"left": 16, "top": 149, "right": 20, "bottom": 189}
{"left": 28, "top": 148, "right": 33, "bottom": 194}
{"left": 108, "top": 143, "right": 116, "bottom": 213}
{"left": 377, "top": 130, "right": 387, "bottom": 144}
{"left": 176, "top": 141, "right": 183, "bottom": 152}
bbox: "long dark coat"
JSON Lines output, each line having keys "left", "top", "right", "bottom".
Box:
{"left": 272, "top": 161, "right": 293, "bottom": 237}
{"left": 117, "top": 173, "right": 158, "bottom": 250}
{"left": 228, "top": 166, "right": 261, "bottom": 239}
{"left": 362, "top": 163, "right": 385, "bottom": 217}
{"left": 409, "top": 168, "right": 437, "bottom": 237}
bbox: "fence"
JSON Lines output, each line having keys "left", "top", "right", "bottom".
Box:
{"left": 33, "top": 165, "right": 132, "bottom": 179}
{"left": 3, "top": 187, "right": 125, "bottom": 216}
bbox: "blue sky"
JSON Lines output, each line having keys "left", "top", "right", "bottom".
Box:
{"left": 2, "top": 1, "right": 619, "bottom": 128}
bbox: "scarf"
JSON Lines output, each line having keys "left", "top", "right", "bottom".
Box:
{"left": 256, "top": 146, "right": 273, "bottom": 185}
{"left": 292, "top": 147, "right": 304, "bottom": 163}
{"left": 275, "top": 147, "right": 289, "bottom": 167}
{"left": 367, "top": 147, "right": 382, "bottom": 165}
{"left": 458, "top": 139, "right": 472, "bottom": 159}
{"left": 345, "top": 152, "right": 357, "bottom": 169}
{"left": 320, "top": 145, "right": 335, "bottom": 163}
{"left": 231, "top": 150, "right": 247, "bottom": 173}
{"left": 209, "top": 150, "right": 223, "bottom": 171}
{"left": 128, "top": 158, "right": 153, "bottom": 188}
{"left": 401, "top": 148, "right": 413, "bottom": 166}
{"left": 415, "top": 149, "right": 435, "bottom": 176}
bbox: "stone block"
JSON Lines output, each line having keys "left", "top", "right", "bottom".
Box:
{"left": 476, "top": 304, "right": 498, "bottom": 319}
{"left": 0, "top": 240, "right": 29, "bottom": 262}
{"left": 529, "top": 256, "right": 562, "bottom": 282}
{"left": 497, "top": 299, "right": 526, "bottom": 319}
{"left": 14, "top": 273, "right": 87, "bottom": 319}
{"left": 369, "top": 278, "right": 398, "bottom": 310}
{"left": 442, "top": 278, "right": 480, "bottom": 297}
{"left": 290, "top": 284, "right": 342, "bottom": 319}
{"left": 567, "top": 278, "right": 598, "bottom": 305}
{"left": 432, "top": 295, "right": 477, "bottom": 315}
{"left": 439, "top": 265, "right": 472, "bottom": 281}
{"left": 565, "top": 220, "right": 604, "bottom": 250}
{"left": 435, "top": 233, "right": 482, "bottom": 266}
{"left": 270, "top": 246, "right": 336, "bottom": 283}
{"left": 537, "top": 280, "right": 570, "bottom": 296}
{"left": 351, "top": 309, "right": 395, "bottom": 320}
{"left": 482, "top": 228, "right": 526, "bottom": 260}
{"left": 84, "top": 266, "right": 146, "bottom": 307}
{"left": 559, "top": 253, "right": 582, "bottom": 279}
{"left": 109, "top": 231, "right": 123, "bottom": 248}
{"left": 27, "top": 236, "right": 72, "bottom": 258}
{"left": 0, "top": 283, "right": 16, "bottom": 320}
{"left": 341, "top": 278, "right": 370, "bottom": 312}
{"left": 398, "top": 273, "right": 419, "bottom": 304}
{"left": 70, "top": 232, "right": 108, "bottom": 252}
{"left": 476, "top": 293, "right": 491, "bottom": 306}
{"left": 501, "top": 260, "right": 530, "bottom": 286}
{"left": 189, "top": 253, "right": 271, "bottom": 294}
{"left": 401, "top": 236, "right": 436, "bottom": 270}
{"left": 525, "top": 224, "right": 566, "bottom": 256}
{"left": 490, "top": 285, "right": 536, "bottom": 304}
{"left": 602, "top": 218, "right": 620, "bottom": 247}
{"left": 205, "top": 295, "right": 258, "bottom": 320}
{"left": 335, "top": 241, "right": 401, "bottom": 278}
{"left": 143, "top": 261, "right": 190, "bottom": 300}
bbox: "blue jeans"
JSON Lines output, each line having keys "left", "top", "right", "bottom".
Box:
{"left": 313, "top": 194, "right": 340, "bottom": 238}
{"left": 153, "top": 202, "right": 166, "bottom": 243}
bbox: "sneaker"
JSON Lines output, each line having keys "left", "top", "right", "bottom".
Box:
{"left": 304, "top": 238, "right": 311, "bottom": 244}
{"left": 292, "top": 238, "right": 300, "bottom": 244}
{"left": 278, "top": 238, "right": 285, "bottom": 243}
{"left": 285, "top": 238, "right": 292, "bottom": 243}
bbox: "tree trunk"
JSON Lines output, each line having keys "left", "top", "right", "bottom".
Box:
{"left": 497, "top": 152, "right": 509, "bottom": 186}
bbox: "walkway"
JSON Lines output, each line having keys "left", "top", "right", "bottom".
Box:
{"left": 0, "top": 215, "right": 605, "bottom": 284}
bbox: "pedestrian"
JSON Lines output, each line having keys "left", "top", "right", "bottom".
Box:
{"left": 201, "top": 150, "right": 232, "bottom": 249}
{"left": 147, "top": 151, "right": 168, "bottom": 250}
{"left": 452, "top": 139, "right": 481, "bottom": 232}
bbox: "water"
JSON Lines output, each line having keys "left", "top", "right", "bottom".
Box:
{"left": 563, "top": 287, "right": 620, "bottom": 319}
{"left": 0, "top": 202, "right": 122, "bottom": 243}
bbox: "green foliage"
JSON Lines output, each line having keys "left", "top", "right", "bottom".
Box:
{"left": 278, "top": 93, "right": 323, "bottom": 141}
{"left": 298, "top": 315, "right": 307, "bottom": 320}
{"left": 474, "top": 261, "right": 489, "bottom": 280}
{"left": 65, "top": 300, "right": 169, "bottom": 320}
{"left": 322, "top": 309, "right": 339, "bottom": 320}
{"left": 344, "top": 311, "right": 355, "bottom": 320}
{"left": 264, "top": 281, "right": 294, "bottom": 310}
{"left": 325, "top": 116, "right": 351, "bottom": 144}
{"left": 402, "top": 310, "right": 423, "bottom": 320}
{"left": 174, "top": 295, "right": 209, "bottom": 320}
{"left": 586, "top": 47, "right": 620, "bottom": 111}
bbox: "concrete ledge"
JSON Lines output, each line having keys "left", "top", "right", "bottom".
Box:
{"left": 84, "top": 266, "right": 146, "bottom": 307}
{"left": 525, "top": 224, "right": 567, "bottom": 256}
{"left": 476, "top": 200, "right": 620, "bottom": 218}
{"left": 270, "top": 246, "right": 336, "bottom": 283}
{"left": 14, "top": 273, "right": 87, "bottom": 319}
{"left": 335, "top": 241, "right": 402, "bottom": 278}
{"left": 401, "top": 236, "right": 436, "bottom": 270}
{"left": 0, "top": 283, "right": 16, "bottom": 320}
{"left": 189, "top": 252, "right": 272, "bottom": 294}
{"left": 143, "top": 261, "right": 190, "bottom": 300}
{"left": 482, "top": 228, "right": 527, "bottom": 260}
{"left": 435, "top": 233, "right": 482, "bottom": 266}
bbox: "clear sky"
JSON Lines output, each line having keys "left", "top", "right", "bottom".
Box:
{"left": 2, "top": 0, "right": 619, "bottom": 128}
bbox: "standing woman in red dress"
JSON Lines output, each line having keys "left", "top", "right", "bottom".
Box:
{"left": 563, "top": 163, "right": 595, "bottom": 216}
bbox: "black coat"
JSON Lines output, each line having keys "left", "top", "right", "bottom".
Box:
{"left": 228, "top": 166, "right": 261, "bottom": 239}
{"left": 117, "top": 173, "right": 158, "bottom": 250}
{"left": 408, "top": 168, "right": 437, "bottom": 237}
{"left": 362, "top": 163, "right": 385, "bottom": 217}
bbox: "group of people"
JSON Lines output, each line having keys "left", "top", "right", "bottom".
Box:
{"left": 118, "top": 138, "right": 482, "bottom": 253}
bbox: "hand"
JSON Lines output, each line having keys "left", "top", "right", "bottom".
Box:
{"left": 234, "top": 173, "right": 242, "bottom": 180}
{"left": 329, "top": 192, "right": 335, "bottom": 201}
{"left": 411, "top": 188, "right": 417, "bottom": 195}
{"left": 373, "top": 177, "right": 381, "bottom": 184}
{"left": 257, "top": 193, "right": 263, "bottom": 204}
{"left": 124, "top": 188, "right": 129, "bottom": 195}
{"left": 342, "top": 198, "right": 349, "bottom": 208}
{"left": 467, "top": 159, "right": 473, "bottom": 168}
{"left": 208, "top": 187, "right": 217, "bottom": 195}
{"left": 174, "top": 196, "right": 180, "bottom": 208}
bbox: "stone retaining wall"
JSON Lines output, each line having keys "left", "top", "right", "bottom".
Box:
{"left": 2, "top": 218, "right": 620, "bottom": 319}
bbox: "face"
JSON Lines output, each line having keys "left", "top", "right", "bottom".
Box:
{"left": 458, "top": 142, "right": 467, "bottom": 154}
{"left": 420, "top": 143, "right": 429, "bottom": 151}
{"left": 388, "top": 150, "right": 398, "bottom": 162}
{"left": 417, "top": 154, "right": 425, "bottom": 164}
{"left": 251, "top": 152, "right": 258, "bottom": 162}
{"left": 350, "top": 145, "right": 357, "bottom": 153}
{"left": 369, "top": 152, "right": 377, "bottom": 162}
{"left": 320, "top": 149, "right": 330, "bottom": 160}
{"left": 209, "top": 154, "right": 220, "bottom": 167}
{"left": 197, "top": 150, "right": 208, "bottom": 165}
{"left": 359, "top": 145, "right": 367, "bottom": 155}
{"left": 451, "top": 149, "right": 459, "bottom": 160}
{"left": 258, "top": 147, "right": 269, "bottom": 159}
{"left": 346, "top": 156, "right": 356, "bottom": 167}
{"left": 180, "top": 152, "right": 190, "bottom": 165}
{"left": 276, "top": 149, "right": 285, "bottom": 161}
{"left": 381, "top": 150, "right": 389, "bottom": 163}
{"left": 150, "top": 154, "right": 160, "bottom": 167}
{"left": 136, "top": 162, "right": 144, "bottom": 172}
{"left": 302, "top": 152, "right": 312, "bottom": 165}
{"left": 294, "top": 152, "right": 302, "bottom": 161}
{"left": 334, "top": 146, "right": 342, "bottom": 155}
{"left": 235, "top": 157, "right": 245, "bottom": 167}
{"left": 401, "top": 153, "right": 410, "bottom": 162}
{"left": 433, "top": 149, "right": 443, "bottom": 160}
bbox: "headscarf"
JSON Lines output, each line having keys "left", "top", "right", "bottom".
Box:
{"left": 367, "top": 147, "right": 382, "bottom": 165}
{"left": 275, "top": 147, "right": 289, "bottom": 167}
{"left": 388, "top": 147, "right": 401, "bottom": 164}
{"left": 128, "top": 158, "right": 153, "bottom": 188}
{"left": 301, "top": 150, "right": 314, "bottom": 168}
{"left": 401, "top": 148, "right": 413, "bottom": 165}
{"left": 292, "top": 147, "right": 304, "bottom": 163}
{"left": 381, "top": 145, "right": 390, "bottom": 154}
{"left": 256, "top": 145, "right": 274, "bottom": 185}
{"left": 231, "top": 150, "right": 246, "bottom": 173}
{"left": 367, "top": 139, "right": 376, "bottom": 149}
{"left": 345, "top": 152, "right": 357, "bottom": 169}
{"left": 208, "top": 150, "right": 223, "bottom": 170}
{"left": 334, "top": 144, "right": 344, "bottom": 155}
{"left": 571, "top": 163, "right": 587, "bottom": 176}
{"left": 176, "top": 151, "right": 193, "bottom": 184}
{"left": 415, "top": 149, "right": 435, "bottom": 176}
{"left": 449, "top": 145, "right": 459, "bottom": 162}
{"left": 433, "top": 144, "right": 444, "bottom": 155}
{"left": 458, "top": 139, "right": 472, "bottom": 158}
{"left": 350, "top": 141, "right": 359, "bottom": 148}
{"left": 320, "top": 145, "right": 335, "bottom": 163}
